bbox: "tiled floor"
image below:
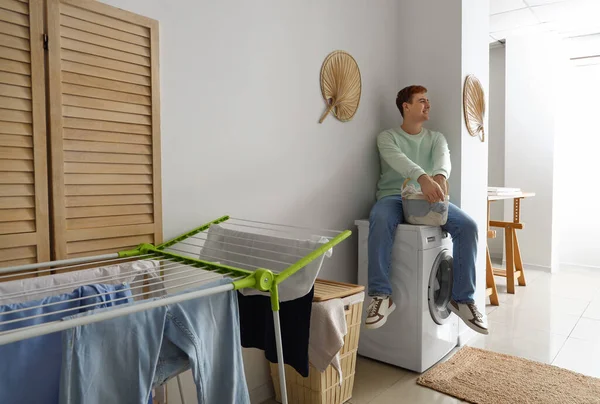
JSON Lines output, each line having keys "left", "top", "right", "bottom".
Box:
{"left": 471, "top": 265, "right": 600, "bottom": 377}
{"left": 262, "top": 265, "right": 600, "bottom": 404}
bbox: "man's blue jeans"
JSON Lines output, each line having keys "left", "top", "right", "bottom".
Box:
{"left": 368, "top": 195, "right": 478, "bottom": 303}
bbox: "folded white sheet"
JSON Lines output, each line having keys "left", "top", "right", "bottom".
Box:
{"left": 199, "top": 224, "right": 332, "bottom": 302}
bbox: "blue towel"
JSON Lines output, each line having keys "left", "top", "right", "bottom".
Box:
{"left": 0, "top": 283, "right": 133, "bottom": 404}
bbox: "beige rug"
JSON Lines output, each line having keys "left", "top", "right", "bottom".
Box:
{"left": 417, "top": 346, "right": 600, "bottom": 404}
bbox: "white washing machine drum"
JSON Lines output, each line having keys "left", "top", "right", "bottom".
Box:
{"left": 428, "top": 249, "right": 453, "bottom": 325}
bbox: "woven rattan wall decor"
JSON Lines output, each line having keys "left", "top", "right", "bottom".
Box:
{"left": 463, "top": 74, "right": 486, "bottom": 142}
{"left": 318, "top": 50, "right": 362, "bottom": 123}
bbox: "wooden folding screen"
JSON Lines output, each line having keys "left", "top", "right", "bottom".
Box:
{"left": 0, "top": 0, "right": 162, "bottom": 265}
{"left": 46, "top": 0, "right": 162, "bottom": 259}
{"left": 0, "top": 0, "right": 50, "bottom": 267}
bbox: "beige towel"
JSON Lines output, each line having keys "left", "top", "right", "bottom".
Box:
{"left": 309, "top": 298, "right": 347, "bottom": 384}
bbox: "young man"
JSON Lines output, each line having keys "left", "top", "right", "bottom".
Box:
{"left": 365, "top": 85, "right": 488, "bottom": 335}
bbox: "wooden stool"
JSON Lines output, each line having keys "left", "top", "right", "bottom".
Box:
{"left": 487, "top": 198, "right": 527, "bottom": 298}
{"left": 485, "top": 201, "right": 499, "bottom": 306}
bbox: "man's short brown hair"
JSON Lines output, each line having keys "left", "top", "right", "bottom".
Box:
{"left": 396, "top": 85, "right": 428, "bottom": 117}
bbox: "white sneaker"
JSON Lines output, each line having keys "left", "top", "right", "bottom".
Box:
{"left": 448, "top": 300, "right": 489, "bottom": 335}
{"left": 365, "top": 296, "right": 396, "bottom": 329}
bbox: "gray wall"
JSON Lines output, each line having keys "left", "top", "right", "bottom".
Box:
{"left": 391, "top": 1, "right": 463, "bottom": 202}
{"left": 99, "top": 0, "right": 408, "bottom": 401}
{"left": 370, "top": 0, "right": 490, "bottom": 341}
{"left": 98, "top": 0, "right": 490, "bottom": 400}
{"left": 99, "top": 0, "right": 412, "bottom": 287}
{"left": 488, "top": 46, "right": 506, "bottom": 259}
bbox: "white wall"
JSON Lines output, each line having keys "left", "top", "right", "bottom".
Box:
{"left": 488, "top": 46, "right": 506, "bottom": 259}
{"left": 99, "top": 0, "right": 413, "bottom": 285}
{"left": 556, "top": 63, "right": 600, "bottom": 269}
{"left": 98, "top": 0, "right": 406, "bottom": 402}
{"left": 504, "top": 33, "right": 563, "bottom": 271}
{"left": 459, "top": 0, "right": 491, "bottom": 339}
{"left": 97, "top": 0, "right": 490, "bottom": 401}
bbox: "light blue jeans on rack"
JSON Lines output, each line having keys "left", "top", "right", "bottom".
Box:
{"left": 59, "top": 278, "right": 251, "bottom": 404}
{"left": 0, "top": 283, "right": 133, "bottom": 404}
{"left": 368, "top": 195, "right": 478, "bottom": 303}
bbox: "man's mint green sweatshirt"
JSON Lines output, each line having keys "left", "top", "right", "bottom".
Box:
{"left": 376, "top": 127, "right": 451, "bottom": 200}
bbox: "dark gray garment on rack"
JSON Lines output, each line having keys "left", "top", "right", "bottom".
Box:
{"left": 237, "top": 286, "right": 314, "bottom": 377}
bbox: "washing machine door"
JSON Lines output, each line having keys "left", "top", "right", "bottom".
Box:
{"left": 428, "top": 249, "right": 453, "bottom": 325}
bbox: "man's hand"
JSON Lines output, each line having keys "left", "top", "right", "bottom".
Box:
{"left": 418, "top": 175, "right": 445, "bottom": 203}
{"left": 433, "top": 174, "right": 448, "bottom": 197}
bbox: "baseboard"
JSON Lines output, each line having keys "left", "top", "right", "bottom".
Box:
{"left": 501, "top": 260, "right": 551, "bottom": 272}
{"left": 250, "top": 381, "right": 275, "bottom": 404}
{"left": 560, "top": 262, "right": 600, "bottom": 271}
{"left": 523, "top": 263, "right": 552, "bottom": 272}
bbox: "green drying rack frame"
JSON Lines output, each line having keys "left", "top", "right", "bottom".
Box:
{"left": 0, "top": 215, "right": 352, "bottom": 404}
{"left": 118, "top": 215, "right": 352, "bottom": 404}
{"left": 118, "top": 215, "right": 352, "bottom": 311}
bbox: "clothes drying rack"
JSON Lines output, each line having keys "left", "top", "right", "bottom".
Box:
{"left": 0, "top": 215, "right": 351, "bottom": 404}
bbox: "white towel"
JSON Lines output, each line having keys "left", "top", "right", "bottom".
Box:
{"left": 342, "top": 291, "right": 365, "bottom": 308}
{"left": 0, "top": 260, "right": 164, "bottom": 305}
{"left": 309, "top": 298, "right": 347, "bottom": 385}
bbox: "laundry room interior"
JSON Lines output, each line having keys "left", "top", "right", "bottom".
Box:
{"left": 1, "top": 0, "right": 600, "bottom": 403}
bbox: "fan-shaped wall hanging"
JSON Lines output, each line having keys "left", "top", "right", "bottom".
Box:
{"left": 463, "top": 74, "right": 486, "bottom": 142}
{"left": 318, "top": 50, "right": 362, "bottom": 123}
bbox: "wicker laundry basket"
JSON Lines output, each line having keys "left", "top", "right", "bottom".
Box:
{"left": 270, "top": 279, "right": 364, "bottom": 404}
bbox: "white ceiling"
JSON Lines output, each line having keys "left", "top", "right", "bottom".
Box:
{"left": 490, "top": 0, "right": 600, "bottom": 58}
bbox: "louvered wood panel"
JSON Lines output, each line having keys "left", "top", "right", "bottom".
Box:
{"left": 0, "top": 71, "right": 31, "bottom": 87}
{"left": 47, "top": 0, "right": 161, "bottom": 259}
{"left": 66, "top": 194, "right": 153, "bottom": 207}
{"left": 0, "top": 0, "right": 49, "bottom": 270}
{"left": 0, "top": 45, "right": 29, "bottom": 63}
{"left": 0, "top": 257, "right": 36, "bottom": 271}
{"left": 0, "top": 159, "right": 32, "bottom": 171}
{"left": 66, "top": 204, "right": 153, "bottom": 218}
{"left": 67, "top": 234, "right": 154, "bottom": 255}
{"left": 67, "top": 213, "right": 154, "bottom": 230}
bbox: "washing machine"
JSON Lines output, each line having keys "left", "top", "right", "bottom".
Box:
{"left": 355, "top": 220, "right": 459, "bottom": 373}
